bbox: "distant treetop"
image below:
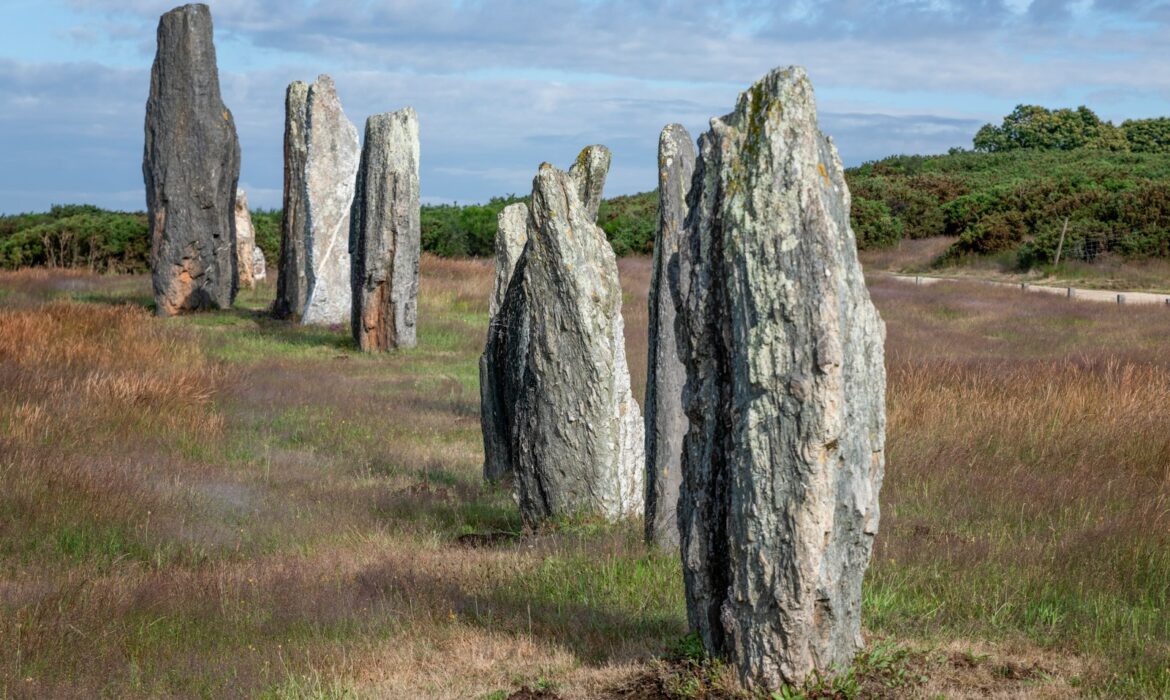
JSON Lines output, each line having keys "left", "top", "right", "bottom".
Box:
{"left": 973, "top": 105, "right": 1170, "bottom": 154}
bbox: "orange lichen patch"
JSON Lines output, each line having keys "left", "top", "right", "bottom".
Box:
{"left": 817, "top": 162, "right": 831, "bottom": 188}
{"left": 159, "top": 259, "right": 198, "bottom": 316}
{"left": 359, "top": 280, "right": 392, "bottom": 351}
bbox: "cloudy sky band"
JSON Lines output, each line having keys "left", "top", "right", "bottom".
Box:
{"left": 0, "top": 0, "right": 1166, "bottom": 213}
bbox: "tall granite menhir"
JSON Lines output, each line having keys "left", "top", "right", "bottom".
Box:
{"left": 674, "top": 67, "right": 886, "bottom": 690}
{"left": 479, "top": 149, "right": 642, "bottom": 523}
{"left": 144, "top": 3, "right": 240, "bottom": 316}
{"left": 510, "top": 163, "right": 643, "bottom": 524}
{"left": 302, "top": 76, "right": 360, "bottom": 326}
{"left": 350, "top": 108, "right": 421, "bottom": 351}
{"left": 480, "top": 202, "right": 530, "bottom": 483}
{"left": 644, "top": 124, "right": 694, "bottom": 548}
{"left": 273, "top": 81, "right": 309, "bottom": 319}
{"left": 479, "top": 147, "right": 626, "bottom": 487}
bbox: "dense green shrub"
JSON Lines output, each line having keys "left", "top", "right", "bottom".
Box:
{"left": 0, "top": 207, "right": 149, "bottom": 272}
{"left": 250, "top": 209, "right": 282, "bottom": 264}
{"left": 420, "top": 196, "right": 525, "bottom": 257}
{"left": 597, "top": 192, "right": 657, "bottom": 255}
{"left": 850, "top": 198, "right": 903, "bottom": 248}
{"left": 848, "top": 148, "right": 1170, "bottom": 267}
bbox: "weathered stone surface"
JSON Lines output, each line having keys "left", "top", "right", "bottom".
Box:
{"left": 644, "top": 124, "right": 695, "bottom": 548}
{"left": 273, "top": 80, "right": 309, "bottom": 319}
{"left": 350, "top": 108, "right": 421, "bottom": 352}
{"left": 144, "top": 3, "right": 239, "bottom": 316}
{"left": 233, "top": 188, "right": 256, "bottom": 289}
{"left": 509, "top": 163, "right": 644, "bottom": 525}
{"left": 252, "top": 247, "right": 267, "bottom": 282}
{"left": 301, "top": 75, "right": 359, "bottom": 326}
{"left": 488, "top": 203, "right": 529, "bottom": 319}
{"left": 479, "top": 244, "right": 530, "bottom": 483}
{"left": 674, "top": 67, "right": 886, "bottom": 690}
{"left": 567, "top": 145, "right": 611, "bottom": 223}
{"left": 479, "top": 146, "right": 616, "bottom": 486}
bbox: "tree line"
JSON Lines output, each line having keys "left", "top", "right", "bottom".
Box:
{"left": 2, "top": 104, "right": 1167, "bottom": 272}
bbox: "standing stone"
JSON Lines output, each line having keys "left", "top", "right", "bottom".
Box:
{"left": 479, "top": 238, "right": 530, "bottom": 483}
{"left": 252, "top": 248, "right": 267, "bottom": 282}
{"left": 234, "top": 188, "right": 257, "bottom": 289}
{"left": 301, "top": 75, "right": 360, "bottom": 326}
{"left": 488, "top": 203, "right": 529, "bottom": 319}
{"left": 567, "top": 145, "right": 611, "bottom": 223}
{"left": 143, "top": 3, "right": 240, "bottom": 316}
{"left": 644, "top": 124, "right": 695, "bottom": 548}
{"left": 273, "top": 80, "right": 309, "bottom": 319}
{"left": 479, "top": 148, "right": 611, "bottom": 484}
{"left": 510, "top": 163, "right": 644, "bottom": 525}
{"left": 674, "top": 67, "right": 886, "bottom": 690}
{"left": 350, "top": 108, "right": 421, "bottom": 352}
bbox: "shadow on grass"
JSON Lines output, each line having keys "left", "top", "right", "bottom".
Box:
{"left": 351, "top": 545, "right": 684, "bottom": 665}
{"left": 371, "top": 476, "right": 523, "bottom": 538}
{"left": 365, "top": 475, "right": 683, "bottom": 664}
{"left": 209, "top": 306, "right": 357, "bottom": 354}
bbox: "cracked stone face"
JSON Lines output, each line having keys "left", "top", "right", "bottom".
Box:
{"left": 349, "top": 108, "right": 421, "bottom": 352}
{"left": 300, "top": 75, "right": 359, "bottom": 327}
{"left": 479, "top": 152, "right": 643, "bottom": 525}
{"left": 674, "top": 66, "right": 886, "bottom": 691}
{"left": 144, "top": 3, "right": 239, "bottom": 316}
{"left": 645, "top": 123, "right": 695, "bottom": 549}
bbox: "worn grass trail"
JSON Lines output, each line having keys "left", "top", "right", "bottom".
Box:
{"left": 0, "top": 258, "right": 1167, "bottom": 698}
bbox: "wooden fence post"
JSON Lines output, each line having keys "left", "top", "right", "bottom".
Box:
{"left": 1053, "top": 216, "right": 1070, "bottom": 267}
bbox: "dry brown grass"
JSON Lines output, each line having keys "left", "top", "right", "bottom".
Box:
{"left": 868, "top": 276, "right": 1170, "bottom": 696}
{"left": 1, "top": 259, "right": 1168, "bottom": 698}
{"left": 858, "top": 236, "right": 955, "bottom": 273}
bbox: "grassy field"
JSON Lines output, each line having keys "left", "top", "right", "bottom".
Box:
{"left": 0, "top": 257, "right": 1167, "bottom": 698}
{"left": 860, "top": 236, "right": 1170, "bottom": 294}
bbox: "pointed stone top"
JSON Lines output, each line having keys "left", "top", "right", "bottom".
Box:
{"left": 659, "top": 124, "right": 693, "bottom": 168}
{"left": 730, "top": 65, "right": 814, "bottom": 125}
{"left": 567, "top": 144, "right": 611, "bottom": 223}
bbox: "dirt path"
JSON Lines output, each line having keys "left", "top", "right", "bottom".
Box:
{"left": 885, "top": 273, "right": 1170, "bottom": 307}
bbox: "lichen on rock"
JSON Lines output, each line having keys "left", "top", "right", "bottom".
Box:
{"left": 674, "top": 66, "right": 886, "bottom": 690}
{"left": 349, "top": 108, "right": 421, "bottom": 352}
{"left": 645, "top": 123, "right": 695, "bottom": 548}
{"left": 144, "top": 3, "right": 239, "bottom": 316}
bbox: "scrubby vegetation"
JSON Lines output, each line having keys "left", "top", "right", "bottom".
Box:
{"left": 848, "top": 149, "right": 1170, "bottom": 267}
{"left": 419, "top": 195, "right": 525, "bottom": 257}
{"left": 1, "top": 261, "right": 1166, "bottom": 697}
{"left": 250, "top": 209, "right": 281, "bottom": 263}
{"left": 3, "top": 106, "right": 1167, "bottom": 275}
{"left": 0, "top": 192, "right": 662, "bottom": 269}
{"left": 0, "top": 204, "right": 149, "bottom": 272}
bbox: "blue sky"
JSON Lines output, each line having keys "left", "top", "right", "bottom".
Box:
{"left": 0, "top": 0, "right": 1168, "bottom": 214}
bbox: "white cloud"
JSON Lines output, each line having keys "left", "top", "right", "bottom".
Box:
{"left": 0, "top": 0, "right": 1165, "bottom": 213}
